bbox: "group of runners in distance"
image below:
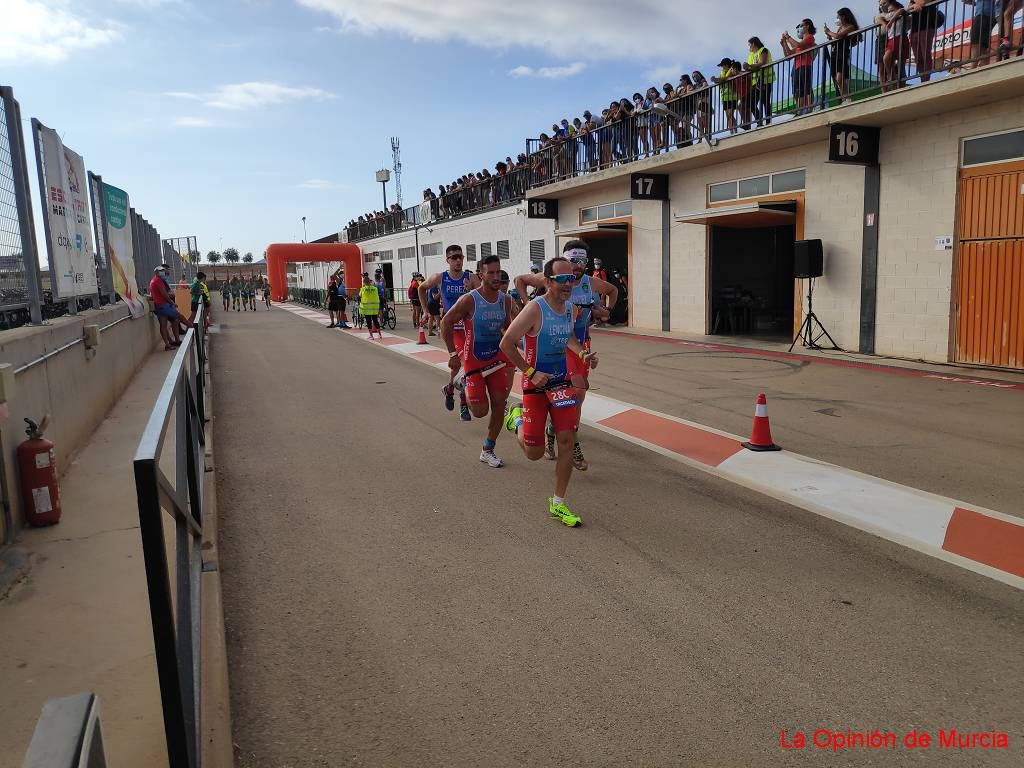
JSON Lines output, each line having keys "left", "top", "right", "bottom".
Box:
{"left": 221, "top": 274, "right": 272, "bottom": 312}
{"left": 411, "top": 240, "right": 618, "bottom": 527}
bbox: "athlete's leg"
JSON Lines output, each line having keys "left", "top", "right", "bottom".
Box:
{"left": 554, "top": 430, "right": 574, "bottom": 497}
{"left": 464, "top": 373, "right": 490, "bottom": 419}
{"left": 510, "top": 392, "right": 546, "bottom": 461}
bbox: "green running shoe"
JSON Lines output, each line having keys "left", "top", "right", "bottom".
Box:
{"left": 548, "top": 497, "right": 582, "bottom": 527}
{"left": 504, "top": 404, "right": 523, "bottom": 434}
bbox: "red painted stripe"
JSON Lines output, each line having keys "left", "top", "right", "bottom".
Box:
{"left": 590, "top": 330, "right": 1024, "bottom": 391}
{"left": 375, "top": 337, "right": 409, "bottom": 346}
{"left": 411, "top": 349, "right": 452, "bottom": 364}
{"left": 598, "top": 408, "right": 744, "bottom": 466}
{"left": 942, "top": 507, "right": 1024, "bottom": 578}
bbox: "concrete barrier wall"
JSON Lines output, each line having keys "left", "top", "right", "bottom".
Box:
{"left": 0, "top": 303, "right": 162, "bottom": 539}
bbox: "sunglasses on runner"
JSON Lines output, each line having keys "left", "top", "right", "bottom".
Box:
{"left": 550, "top": 273, "right": 578, "bottom": 285}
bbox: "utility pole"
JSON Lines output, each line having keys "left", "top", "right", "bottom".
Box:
{"left": 391, "top": 137, "right": 403, "bottom": 209}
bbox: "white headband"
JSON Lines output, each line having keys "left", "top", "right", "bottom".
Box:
{"left": 564, "top": 247, "right": 588, "bottom": 263}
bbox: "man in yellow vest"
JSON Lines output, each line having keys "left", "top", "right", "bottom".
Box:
{"left": 745, "top": 36, "right": 775, "bottom": 127}
{"left": 358, "top": 272, "right": 382, "bottom": 339}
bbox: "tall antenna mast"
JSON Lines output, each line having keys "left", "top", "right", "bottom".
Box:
{"left": 391, "top": 137, "right": 402, "bottom": 209}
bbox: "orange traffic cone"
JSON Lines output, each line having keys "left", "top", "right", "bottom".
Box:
{"left": 742, "top": 393, "right": 781, "bottom": 451}
{"left": 417, "top": 326, "right": 428, "bottom": 344}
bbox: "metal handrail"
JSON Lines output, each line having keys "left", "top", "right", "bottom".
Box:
{"left": 132, "top": 300, "right": 206, "bottom": 768}
{"left": 22, "top": 692, "right": 107, "bottom": 768}
{"left": 527, "top": 0, "right": 1022, "bottom": 185}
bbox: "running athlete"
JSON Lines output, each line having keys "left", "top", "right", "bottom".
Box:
{"left": 500, "top": 257, "right": 598, "bottom": 527}
{"left": 221, "top": 281, "right": 230, "bottom": 312}
{"left": 418, "top": 245, "right": 480, "bottom": 422}
{"left": 441, "top": 254, "right": 515, "bottom": 468}
{"left": 514, "top": 240, "right": 617, "bottom": 468}
{"left": 425, "top": 284, "right": 442, "bottom": 335}
{"left": 229, "top": 276, "right": 241, "bottom": 311}
{"left": 247, "top": 278, "right": 257, "bottom": 311}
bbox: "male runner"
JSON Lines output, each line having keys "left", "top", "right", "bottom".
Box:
{"left": 221, "top": 280, "right": 230, "bottom": 312}
{"left": 441, "top": 254, "right": 515, "bottom": 467}
{"left": 230, "top": 275, "right": 241, "bottom": 311}
{"left": 514, "top": 240, "right": 617, "bottom": 468}
{"left": 247, "top": 277, "right": 257, "bottom": 311}
{"left": 500, "top": 257, "right": 598, "bottom": 527}
{"left": 425, "top": 284, "right": 442, "bottom": 335}
{"left": 418, "top": 245, "right": 480, "bottom": 422}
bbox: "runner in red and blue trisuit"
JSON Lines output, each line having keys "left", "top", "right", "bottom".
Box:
{"left": 500, "top": 257, "right": 599, "bottom": 527}
{"left": 418, "top": 244, "right": 480, "bottom": 421}
{"left": 441, "top": 254, "right": 515, "bottom": 468}
{"left": 514, "top": 239, "right": 617, "bottom": 469}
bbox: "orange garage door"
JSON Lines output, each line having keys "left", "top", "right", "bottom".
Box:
{"left": 953, "top": 161, "right": 1024, "bottom": 369}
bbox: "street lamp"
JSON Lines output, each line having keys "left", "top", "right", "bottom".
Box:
{"left": 375, "top": 169, "right": 391, "bottom": 210}
{"left": 301, "top": 216, "right": 307, "bottom": 243}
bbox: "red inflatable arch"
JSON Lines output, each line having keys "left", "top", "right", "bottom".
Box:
{"left": 265, "top": 242, "right": 363, "bottom": 302}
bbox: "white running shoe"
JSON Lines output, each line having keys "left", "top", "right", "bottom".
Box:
{"left": 479, "top": 449, "right": 504, "bottom": 468}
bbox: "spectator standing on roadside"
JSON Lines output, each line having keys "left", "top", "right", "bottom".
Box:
{"left": 326, "top": 277, "right": 342, "bottom": 327}
{"left": 409, "top": 273, "right": 423, "bottom": 329}
{"left": 359, "top": 272, "right": 382, "bottom": 339}
{"left": 150, "top": 265, "right": 184, "bottom": 350}
{"left": 781, "top": 19, "right": 818, "bottom": 114}
{"left": 824, "top": 8, "right": 862, "bottom": 100}
{"left": 745, "top": 37, "right": 775, "bottom": 126}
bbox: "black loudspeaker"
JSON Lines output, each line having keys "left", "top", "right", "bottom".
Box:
{"left": 793, "top": 239, "right": 823, "bottom": 278}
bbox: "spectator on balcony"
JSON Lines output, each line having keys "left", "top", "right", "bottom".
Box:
{"left": 643, "top": 87, "right": 665, "bottom": 153}
{"left": 731, "top": 62, "right": 754, "bottom": 129}
{"left": 675, "top": 75, "right": 696, "bottom": 146}
{"left": 781, "top": 19, "right": 818, "bottom": 114}
{"left": 877, "top": 1, "right": 908, "bottom": 90}
{"left": 904, "top": 1, "right": 941, "bottom": 81}
{"left": 713, "top": 58, "right": 740, "bottom": 134}
{"left": 1000, "top": 0, "right": 1024, "bottom": 58}
{"left": 662, "top": 82, "right": 684, "bottom": 148}
{"left": 824, "top": 8, "right": 862, "bottom": 100}
{"left": 580, "top": 112, "right": 599, "bottom": 170}
{"left": 691, "top": 70, "right": 712, "bottom": 139}
{"left": 599, "top": 104, "right": 617, "bottom": 167}
{"left": 963, "top": 0, "right": 997, "bottom": 68}
{"left": 745, "top": 36, "right": 775, "bottom": 126}
{"left": 617, "top": 97, "right": 635, "bottom": 161}
{"left": 632, "top": 92, "right": 650, "bottom": 156}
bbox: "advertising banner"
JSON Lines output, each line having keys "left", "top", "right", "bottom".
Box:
{"left": 35, "top": 124, "right": 98, "bottom": 297}
{"left": 101, "top": 182, "right": 146, "bottom": 318}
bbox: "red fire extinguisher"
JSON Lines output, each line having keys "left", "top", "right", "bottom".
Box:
{"left": 18, "top": 416, "right": 61, "bottom": 527}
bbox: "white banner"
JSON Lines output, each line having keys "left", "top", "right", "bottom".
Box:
{"left": 101, "top": 182, "right": 146, "bottom": 318}
{"left": 37, "top": 125, "right": 98, "bottom": 297}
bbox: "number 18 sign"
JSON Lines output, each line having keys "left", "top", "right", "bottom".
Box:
{"left": 828, "top": 124, "right": 880, "bottom": 165}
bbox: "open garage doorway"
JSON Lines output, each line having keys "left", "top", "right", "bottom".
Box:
{"left": 558, "top": 223, "right": 630, "bottom": 326}
{"left": 709, "top": 225, "right": 794, "bottom": 338}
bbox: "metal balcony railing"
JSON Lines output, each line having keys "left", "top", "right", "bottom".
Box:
{"left": 527, "top": 0, "right": 1021, "bottom": 185}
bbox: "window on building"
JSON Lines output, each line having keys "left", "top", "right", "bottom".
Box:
{"left": 709, "top": 181, "right": 737, "bottom": 202}
{"left": 421, "top": 241, "right": 441, "bottom": 258}
{"left": 480, "top": 242, "right": 492, "bottom": 259}
{"left": 738, "top": 175, "right": 770, "bottom": 198}
{"left": 581, "top": 207, "right": 598, "bottom": 223}
{"left": 614, "top": 200, "right": 632, "bottom": 217}
{"left": 771, "top": 169, "right": 806, "bottom": 193}
{"left": 497, "top": 240, "right": 509, "bottom": 259}
{"left": 579, "top": 200, "right": 634, "bottom": 223}
{"left": 597, "top": 203, "right": 615, "bottom": 220}
{"left": 465, "top": 243, "right": 477, "bottom": 261}
{"left": 962, "top": 129, "right": 1024, "bottom": 166}
{"left": 398, "top": 246, "right": 415, "bottom": 260}
{"left": 529, "top": 239, "right": 545, "bottom": 261}
{"left": 376, "top": 249, "right": 393, "bottom": 261}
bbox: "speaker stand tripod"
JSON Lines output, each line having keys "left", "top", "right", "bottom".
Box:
{"left": 789, "top": 277, "right": 841, "bottom": 352}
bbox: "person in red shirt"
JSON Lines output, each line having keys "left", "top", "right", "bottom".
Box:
{"left": 781, "top": 19, "right": 817, "bottom": 115}
{"left": 149, "top": 265, "right": 187, "bottom": 350}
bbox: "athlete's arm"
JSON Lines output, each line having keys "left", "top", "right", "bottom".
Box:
{"left": 440, "top": 294, "right": 473, "bottom": 372}
{"left": 500, "top": 301, "right": 543, "bottom": 383}
{"left": 588, "top": 275, "right": 618, "bottom": 321}
{"left": 567, "top": 335, "right": 600, "bottom": 371}
{"left": 514, "top": 273, "right": 544, "bottom": 303}
{"left": 417, "top": 272, "right": 440, "bottom": 308}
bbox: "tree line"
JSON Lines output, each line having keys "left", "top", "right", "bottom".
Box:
{"left": 204, "top": 247, "right": 255, "bottom": 264}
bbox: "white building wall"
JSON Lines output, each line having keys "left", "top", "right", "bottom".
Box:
{"left": 351, "top": 203, "right": 555, "bottom": 285}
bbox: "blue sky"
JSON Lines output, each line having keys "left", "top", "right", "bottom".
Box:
{"left": 4, "top": 0, "right": 828, "bottom": 260}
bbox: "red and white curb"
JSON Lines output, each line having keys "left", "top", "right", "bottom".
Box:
{"left": 280, "top": 302, "right": 1024, "bottom": 590}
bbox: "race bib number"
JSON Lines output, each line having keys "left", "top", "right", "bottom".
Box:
{"left": 546, "top": 384, "right": 578, "bottom": 409}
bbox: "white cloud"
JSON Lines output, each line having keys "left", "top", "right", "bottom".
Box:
{"left": 510, "top": 62, "right": 586, "bottom": 79}
{"left": 0, "top": 0, "right": 120, "bottom": 64}
{"left": 298, "top": 179, "right": 335, "bottom": 189}
{"left": 166, "top": 82, "right": 334, "bottom": 111}
{"left": 174, "top": 116, "right": 215, "bottom": 128}
{"left": 643, "top": 64, "right": 686, "bottom": 84}
{"left": 296, "top": 0, "right": 809, "bottom": 61}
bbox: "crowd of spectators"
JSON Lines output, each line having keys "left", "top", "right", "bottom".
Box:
{"left": 346, "top": 1, "right": 1022, "bottom": 239}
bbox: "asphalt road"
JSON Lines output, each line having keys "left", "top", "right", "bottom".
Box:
{"left": 214, "top": 306, "right": 1024, "bottom": 767}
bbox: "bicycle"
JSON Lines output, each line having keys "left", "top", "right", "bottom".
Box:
{"left": 382, "top": 304, "right": 397, "bottom": 330}
{"left": 352, "top": 306, "right": 364, "bottom": 329}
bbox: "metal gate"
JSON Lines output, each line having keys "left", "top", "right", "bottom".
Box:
{"left": 953, "top": 160, "right": 1024, "bottom": 369}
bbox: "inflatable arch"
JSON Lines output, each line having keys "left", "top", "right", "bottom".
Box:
{"left": 265, "top": 242, "right": 363, "bottom": 302}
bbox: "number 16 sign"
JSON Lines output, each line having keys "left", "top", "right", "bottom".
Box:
{"left": 828, "top": 124, "right": 880, "bottom": 165}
